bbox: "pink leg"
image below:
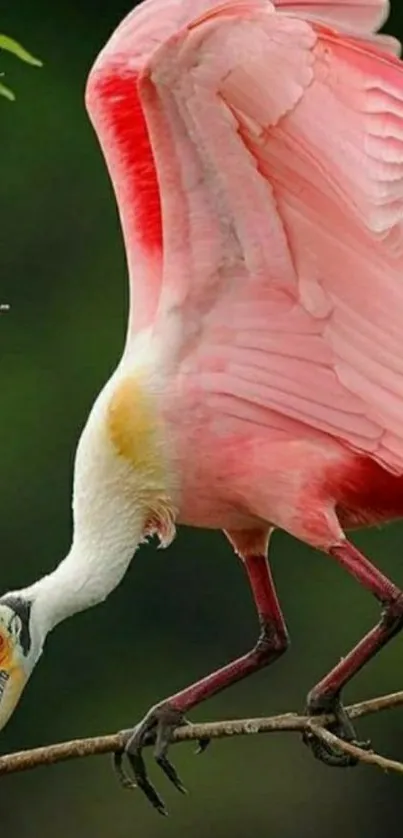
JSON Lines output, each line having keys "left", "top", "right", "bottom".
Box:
{"left": 115, "top": 549, "right": 288, "bottom": 814}
{"left": 168, "top": 552, "right": 288, "bottom": 712}
{"left": 305, "top": 540, "right": 403, "bottom": 766}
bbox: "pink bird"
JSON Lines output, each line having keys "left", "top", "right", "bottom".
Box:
{"left": 2, "top": 0, "right": 403, "bottom": 815}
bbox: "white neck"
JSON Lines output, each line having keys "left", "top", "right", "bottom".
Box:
{"left": 15, "top": 370, "right": 169, "bottom": 639}
{"left": 22, "top": 529, "right": 141, "bottom": 637}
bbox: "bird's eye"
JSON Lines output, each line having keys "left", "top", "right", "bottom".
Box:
{"left": 8, "top": 615, "right": 21, "bottom": 638}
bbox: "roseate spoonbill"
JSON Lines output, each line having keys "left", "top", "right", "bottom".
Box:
{"left": 2, "top": 0, "right": 403, "bottom": 814}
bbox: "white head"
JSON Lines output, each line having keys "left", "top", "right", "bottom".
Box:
{"left": 0, "top": 595, "right": 43, "bottom": 732}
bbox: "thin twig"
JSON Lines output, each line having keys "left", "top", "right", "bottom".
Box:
{"left": 0, "top": 690, "right": 402, "bottom": 778}
{"left": 307, "top": 722, "right": 403, "bottom": 775}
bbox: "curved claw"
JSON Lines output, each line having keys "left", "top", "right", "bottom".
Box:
{"left": 155, "top": 753, "right": 188, "bottom": 794}
{"left": 302, "top": 729, "right": 367, "bottom": 767}
{"left": 113, "top": 750, "right": 137, "bottom": 790}
{"left": 195, "top": 736, "right": 211, "bottom": 755}
{"left": 113, "top": 703, "right": 187, "bottom": 814}
{"left": 303, "top": 693, "right": 371, "bottom": 768}
{"left": 126, "top": 746, "right": 168, "bottom": 815}
{"left": 179, "top": 716, "right": 210, "bottom": 755}
{"left": 154, "top": 717, "right": 188, "bottom": 794}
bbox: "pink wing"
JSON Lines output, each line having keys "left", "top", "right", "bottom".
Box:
{"left": 275, "top": 0, "right": 400, "bottom": 53}
{"left": 86, "top": 0, "right": 403, "bottom": 473}
{"left": 86, "top": 0, "right": 395, "bottom": 333}
{"left": 274, "top": 0, "right": 389, "bottom": 31}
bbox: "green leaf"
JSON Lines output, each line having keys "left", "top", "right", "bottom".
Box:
{"left": 0, "top": 34, "right": 42, "bottom": 66}
{"left": 0, "top": 80, "right": 15, "bottom": 100}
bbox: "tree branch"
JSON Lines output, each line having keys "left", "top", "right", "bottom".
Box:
{"left": 1, "top": 690, "right": 403, "bottom": 778}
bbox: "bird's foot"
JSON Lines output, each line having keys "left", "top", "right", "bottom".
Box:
{"left": 303, "top": 692, "right": 371, "bottom": 768}
{"left": 113, "top": 702, "right": 209, "bottom": 815}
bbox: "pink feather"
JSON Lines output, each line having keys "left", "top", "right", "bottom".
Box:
{"left": 86, "top": 0, "right": 403, "bottom": 542}
{"left": 274, "top": 0, "right": 390, "bottom": 33}
{"left": 81, "top": 5, "right": 403, "bottom": 796}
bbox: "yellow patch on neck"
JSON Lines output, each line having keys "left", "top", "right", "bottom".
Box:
{"left": 107, "top": 376, "right": 163, "bottom": 476}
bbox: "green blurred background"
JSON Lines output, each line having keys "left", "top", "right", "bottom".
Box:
{"left": 2, "top": 1, "right": 403, "bottom": 835}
